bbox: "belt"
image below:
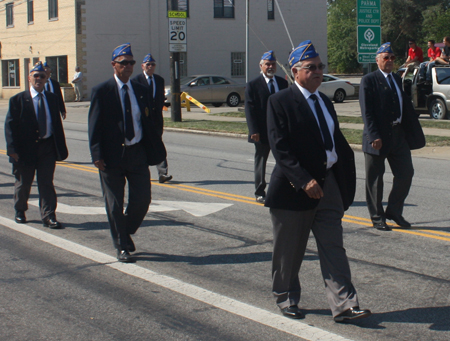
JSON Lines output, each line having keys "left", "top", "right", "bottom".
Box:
{"left": 38, "top": 136, "right": 52, "bottom": 143}
{"left": 124, "top": 141, "right": 141, "bottom": 149}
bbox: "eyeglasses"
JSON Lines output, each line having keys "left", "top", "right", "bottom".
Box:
{"left": 408, "top": 42, "right": 415, "bottom": 45}
{"left": 32, "top": 74, "right": 46, "bottom": 79}
{"left": 114, "top": 60, "right": 136, "bottom": 66}
{"left": 146, "top": 62, "right": 156, "bottom": 66}
{"left": 300, "top": 63, "right": 326, "bottom": 71}
{"left": 382, "top": 55, "right": 396, "bottom": 61}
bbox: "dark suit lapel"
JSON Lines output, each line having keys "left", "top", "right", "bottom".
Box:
{"left": 290, "top": 85, "right": 325, "bottom": 148}
{"left": 23, "top": 90, "right": 38, "bottom": 124}
{"left": 259, "top": 74, "right": 270, "bottom": 96}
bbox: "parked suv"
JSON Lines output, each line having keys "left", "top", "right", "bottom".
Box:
{"left": 401, "top": 65, "right": 450, "bottom": 119}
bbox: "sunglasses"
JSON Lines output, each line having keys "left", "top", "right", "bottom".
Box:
{"left": 300, "top": 63, "right": 326, "bottom": 71}
{"left": 32, "top": 74, "right": 46, "bottom": 79}
{"left": 146, "top": 62, "right": 156, "bottom": 66}
{"left": 114, "top": 60, "right": 136, "bottom": 66}
{"left": 382, "top": 55, "right": 396, "bottom": 61}
{"left": 409, "top": 42, "right": 415, "bottom": 45}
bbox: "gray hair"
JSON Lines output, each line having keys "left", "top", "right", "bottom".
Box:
{"left": 291, "top": 61, "right": 303, "bottom": 77}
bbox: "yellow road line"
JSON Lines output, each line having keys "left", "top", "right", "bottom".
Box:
{"left": 2, "top": 151, "right": 450, "bottom": 242}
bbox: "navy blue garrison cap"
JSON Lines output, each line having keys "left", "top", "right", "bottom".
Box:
{"left": 112, "top": 43, "right": 133, "bottom": 61}
{"left": 288, "top": 40, "right": 319, "bottom": 67}
{"left": 30, "top": 61, "right": 45, "bottom": 73}
{"left": 376, "top": 42, "right": 394, "bottom": 54}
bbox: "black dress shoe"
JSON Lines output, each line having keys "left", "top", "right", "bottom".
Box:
{"left": 159, "top": 174, "right": 173, "bottom": 183}
{"left": 117, "top": 250, "right": 135, "bottom": 263}
{"left": 334, "top": 306, "right": 372, "bottom": 323}
{"left": 255, "top": 196, "right": 265, "bottom": 204}
{"left": 373, "top": 222, "right": 392, "bottom": 231}
{"left": 280, "top": 305, "right": 305, "bottom": 319}
{"left": 43, "top": 217, "right": 62, "bottom": 229}
{"left": 15, "top": 211, "right": 26, "bottom": 224}
{"left": 126, "top": 234, "right": 136, "bottom": 253}
{"left": 385, "top": 213, "right": 411, "bottom": 228}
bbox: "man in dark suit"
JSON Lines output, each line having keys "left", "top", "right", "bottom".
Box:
{"left": 266, "top": 40, "right": 371, "bottom": 322}
{"left": 88, "top": 43, "right": 166, "bottom": 263}
{"left": 360, "top": 42, "right": 425, "bottom": 230}
{"left": 133, "top": 53, "right": 172, "bottom": 183}
{"left": 43, "top": 62, "right": 67, "bottom": 120}
{"left": 4, "top": 62, "right": 68, "bottom": 228}
{"left": 245, "top": 50, "right": 288, "bottom": 203}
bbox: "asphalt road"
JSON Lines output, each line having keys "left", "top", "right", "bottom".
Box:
{"left": 0, "top": 107, "right": 449, "bottom": 340}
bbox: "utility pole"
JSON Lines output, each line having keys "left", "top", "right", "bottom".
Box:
{"left": 168, "top": 0, "right": 182, "bottom": 122}
{"left": 246, "top": 0, "right": 249, "bottom": 84}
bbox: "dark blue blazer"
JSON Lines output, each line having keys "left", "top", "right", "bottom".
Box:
{"left": 4, "top": 90, "right": 68, "bottom": 164}
{"left": 48, "top": 78, "right": 66, "bottom": 116}
{"left": 265, "top": 84, "right": 356, "bottom": 211}
{"left": 132, "top": 73, "right": 165, "bottom": 134}
{"left": 88, "top": 77, "right": 166, "bottom": 168}
{"left": 359, "top": 69, "right": 425, "bottom": 155}
{"left": 245, "top": 74, "right": 288, "bottom": 144}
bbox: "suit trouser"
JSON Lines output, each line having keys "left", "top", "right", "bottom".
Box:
{"left": 364, "top": 125, "right": 414, "bottom": 223}
{"left": 254, "top": 142, "right": 271, "bottom": 197}
{"left": 270, "top": 171, "right": 359, "bottom": 317}
{"left": 13, "top": 137, "right": 57, "bottom": 220}
{"left": 99, "top": 143, "right": 151, "bottom": 251}
{"left": 74, "top": 82, "right": 82, "bottom": 100}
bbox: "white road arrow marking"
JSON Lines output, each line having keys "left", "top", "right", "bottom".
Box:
{"left": 28, "top": 200, "right": 233, "bottom": 217}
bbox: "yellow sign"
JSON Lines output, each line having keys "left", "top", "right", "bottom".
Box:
{"left": 168, "top": 11, "right": 187, "bottom": 18}
{"left": 180, "top": 92, "right": 210, "bottom": 113}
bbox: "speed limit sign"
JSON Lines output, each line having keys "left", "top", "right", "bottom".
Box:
{"left": 168, "top": 11, "right": 187, "bottom": 52}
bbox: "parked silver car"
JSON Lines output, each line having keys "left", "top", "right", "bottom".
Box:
{"left": 402, "top": 65, "right": 450, "bottom": 119}
{"left": 165, "top": 75, "right": 246, "bottom": 107}
{"left": 319, "top": 74, "right": 356, "bottom": 103}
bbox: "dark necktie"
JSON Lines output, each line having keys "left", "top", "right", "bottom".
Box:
{"left": 310, "top": 94, "right": 333, "bottom": 151}
{"left": 38, "top": 93, "right": 47, "bottom": 138}
{"left": 148, "top": 77, "right": 154, "bottom": 98}
{"left": 122, "top": 85, "right": 135, "bottom": 141}
{"left": 388, "top": 74, "right": 401, "bottom": 120}
{"left": 268, "top": 79, "right": 275, "bottom": 95}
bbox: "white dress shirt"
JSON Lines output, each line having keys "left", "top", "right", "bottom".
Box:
{"left": 295, "top": 81, "right": 338, "bottom": 169}
{"left": 114, "top": 74, "right": 142, "bottom": 145}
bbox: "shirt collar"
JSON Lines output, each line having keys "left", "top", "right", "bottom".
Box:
{"left": 294, "top": 81, "right": 320, "bottom": 100}
{"left": 30, "top": 86, "right": 45, "bottom": 99}
{"left": 114, "top": 74, "right": 131, "bottom": 90}
{"left": 378, "top": 69, "right": 391, "bottom": 78}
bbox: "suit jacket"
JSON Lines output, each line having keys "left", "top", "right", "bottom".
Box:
{"left": 88, "top": 77, "right": 166, "bottom": 168}
{"left": 132, "top": 73, "right": 165, "bottom": 134}
{"left": 47, "top": 78, "right": 66, "bottom": 116}
{"left": 265, "top": 84, "right": 356, "bottom": 211}
{"left": 245, "top": 74, "right": 288, "bottom": 144}
{"left": 4, "top": 90, "right": 68, "bottom": 164}
{"left": 359, "top": 69, "right": 425, "bottom": 155}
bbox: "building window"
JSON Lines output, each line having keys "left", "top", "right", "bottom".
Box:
{"left": 231, "top": 52, "right": 245, "bottom": 77}
{"left": 2, "top": 60, "right": 20, "bottom": 87}
{"left": 167, "top": 0, "right": 189, "bottom": 17}
{"left": 6, "top": 3, "right": 14, "bottom": 27}
{"left": 268, "top": 0, "right": 274, "bottom": 20}
{"left": 180, "top": 52, "right": 187, "bottom": 77}
{"left": 214, "top": 0, "right": 234, "bottom": 19}
{"left": 49, "top": 0, "right": 58, "bottom": 20}
{"left": 46, "top": 56, "right": 68, "bottom": 83}
{"left": 28, "top": 0, "right": 34, "bottom": 23}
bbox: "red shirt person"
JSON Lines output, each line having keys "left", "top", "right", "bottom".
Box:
{"left": 405, "top": 39, "right": 424, "bottom": 67}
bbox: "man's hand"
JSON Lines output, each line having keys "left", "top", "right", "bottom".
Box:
{"left": 8, "top": 153, "right": 19, "bottom": 163}
{"left": 303, "top": 179, "right": 324, "bottom": 199}
{"left": 94, "top": 159, "right": 106, "bottom": 171}
{"left": 61, "top": 112, "right": 66, "bottom": 120}
{"left": 371, "top": 138, "right": 382, "bottom": 150}
{"left": 250, "top": 133, "right": 260, "bottom": 142}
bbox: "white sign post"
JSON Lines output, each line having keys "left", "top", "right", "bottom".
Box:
{"left": 168, "top": 11, "right": 187, "bottom": 52}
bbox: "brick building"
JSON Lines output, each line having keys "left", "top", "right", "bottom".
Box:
{"left": 0, "top": 0, "right": 326, "bottom": 100}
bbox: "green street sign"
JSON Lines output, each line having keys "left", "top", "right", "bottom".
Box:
{"left": 358, "top": 54, "right": 376, "bottom": 63}
{"left": 357, "top": 0, "right": 380, "bottom": 26}
{"left": 357, "top": 26, "right": 381, "bottom": 54}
